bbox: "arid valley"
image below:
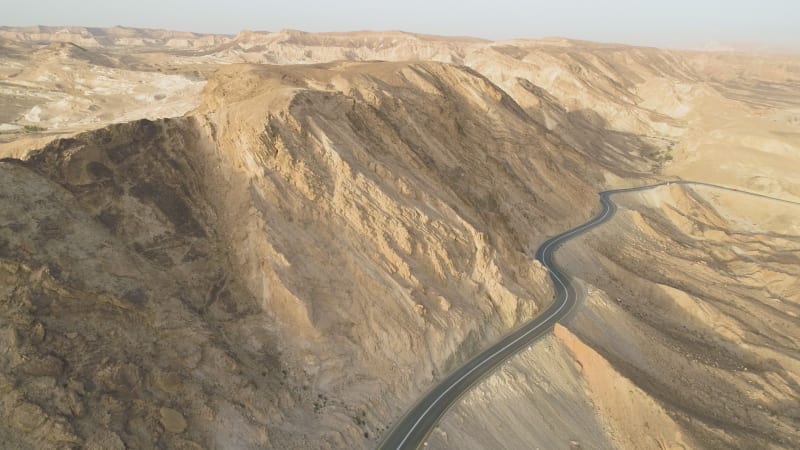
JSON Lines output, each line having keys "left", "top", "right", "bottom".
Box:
{"left": 0, "top": 25, "right": 799, "bottom": 449}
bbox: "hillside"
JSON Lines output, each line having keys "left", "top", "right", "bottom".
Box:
{"left": 0, "top": 27, "right": 798, "bottom": 449}
{"left": 0, "top": 60, "right": 599, "bottom": 448}
{"left": 434, "top": 184, "right": 800, "bottom": 449}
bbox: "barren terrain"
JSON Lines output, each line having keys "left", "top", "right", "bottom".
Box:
{"left": 0, "top": 26, "right": 798, "bottom": 449}
{"left": 434, "top": 184, "right": 800, "bottom": 449}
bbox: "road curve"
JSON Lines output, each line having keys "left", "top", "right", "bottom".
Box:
{"left": 379, "top": 180, "right": 800, "bottom": 450}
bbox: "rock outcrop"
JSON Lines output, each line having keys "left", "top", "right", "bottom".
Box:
{"left": 0, "top": 60, "right": 597, "bottom": 448}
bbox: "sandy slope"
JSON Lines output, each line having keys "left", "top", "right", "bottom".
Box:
{"left": 437, "top": 184, "right": 800, "bottom": 449}
{"left": 0, "top": 27, "right": 799, "bottom": 449}
{"left": 0, "top": 40, "right": 204, "bottom": 139}
{"left": 0, "top": 60, "right": 601, "bottom": 448}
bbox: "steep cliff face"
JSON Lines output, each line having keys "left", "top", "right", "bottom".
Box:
{"left": 2, "top": 27, "right": 799, "bottom": 450}
{"left": 0, "top": 61, "right": 597, "bottom": 448}
{"left": 197, "top": 32, "right": 697, "bottom": 175}
{"left": 463, "top": 42, "right": 693, "bottom": 175}
{"left": 1, "top": 119, "right": 285, "bottom": 449}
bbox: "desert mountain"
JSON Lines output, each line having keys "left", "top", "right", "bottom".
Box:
{"left": 0, "top": 59, "right": 600, "bottom": 448}
{"left": 0, "top": 27, "right": 798, "bottom": 449}
{"left": 435, "top": 183, "right": 800, "bottom": 449}
{"left": 0, "top": 26, "right": 231, "bottom": 50}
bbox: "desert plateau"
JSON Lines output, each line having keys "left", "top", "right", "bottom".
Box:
{"left": 0, "top": 22, "right": 798, "bottom": 450}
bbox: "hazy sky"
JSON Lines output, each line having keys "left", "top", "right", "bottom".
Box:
{"left": 2, "top": 0, "right": 798, "bottom": 49}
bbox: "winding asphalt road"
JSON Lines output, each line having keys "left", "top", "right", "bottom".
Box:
{"left": 379, "top": 180, "right": 800, "bottom": 450}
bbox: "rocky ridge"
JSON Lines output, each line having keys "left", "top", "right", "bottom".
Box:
{"left": 0, "top": 27, "right": 798, "bottom": 449}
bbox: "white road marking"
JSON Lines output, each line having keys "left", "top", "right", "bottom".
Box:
{"left": 395, "top": 271, "right": 570, "bottom": 449}
{"left": 395, "top": 198, "right": 613, "bottom": 449}
{"left": 389, "top": 182, "right": 800, "bottom": 449}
